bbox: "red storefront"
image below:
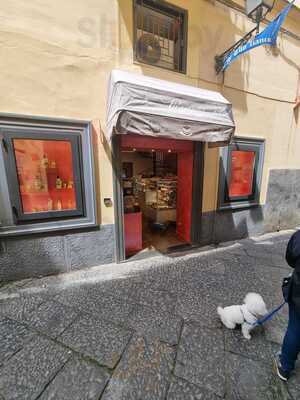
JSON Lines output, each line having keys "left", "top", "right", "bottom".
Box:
{"left": 106, "top": 70, "right": 235, "bottom": 261}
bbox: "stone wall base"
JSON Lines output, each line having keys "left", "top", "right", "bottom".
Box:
{"left": 199, "top": 169, "right": 300, "bottom": 245}
{"left": 0, "top": 225, "right": 115, "bottom": 282}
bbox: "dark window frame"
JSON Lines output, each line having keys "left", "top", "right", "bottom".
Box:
{"left": 218, "top": 137, "right": 265, "bottom": 210}
{"left": 2, "top": 129, "right": 85, "bottom": 223}
{"left": 133, "top": 0, "right": 188, "bottom": 74}
{"left": 0, "top": 114, "right": 97, "bottom": 237}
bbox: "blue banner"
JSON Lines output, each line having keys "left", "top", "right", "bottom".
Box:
{"left": 222, "top": 1, "right": 294, "bottom": 71}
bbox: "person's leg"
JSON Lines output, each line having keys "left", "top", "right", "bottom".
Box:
{"left": 280, "top": 302, "right": 300, "bottom": 374}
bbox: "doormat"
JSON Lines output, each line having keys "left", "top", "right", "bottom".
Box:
{"left": 165, "top": 243, "right": 194, "bottom": 253}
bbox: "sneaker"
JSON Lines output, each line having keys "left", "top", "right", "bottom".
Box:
{"left": 273, "top": 354, "right": 290, "bottom": 382}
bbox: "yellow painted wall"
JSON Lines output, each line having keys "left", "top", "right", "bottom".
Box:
{"left": 0, "top": 0, "right": 299, "bottom": 222}
{"left": 0, "top": 0, "right": 119, "bottom": 224}
{"left": 117, "top": 0, "right": 300, "bottom": 213}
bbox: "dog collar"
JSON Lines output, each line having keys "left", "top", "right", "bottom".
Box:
{"left": 240, "top": 305, "right": 257, "bottom": 323}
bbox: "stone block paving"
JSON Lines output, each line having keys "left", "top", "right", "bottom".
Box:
{"left": 58, "top": 314, "right": 133, "bottom": 369}
{"left": 175, "top": 322, "right": 225, "bottom": 397}
{"left": 0, "top": 230, "right": 299, "bottom": 399}
{"left": 38, "top": 356, "right": 110, "bottom": 400}
{"left": 102, "top": 335, "right": 175, "bottom": 400}
{"left": 0, "top": 336, "right": 71, "bottom": 400}
{"left": 23, "top": 300, "right": 79, "bottom": 339}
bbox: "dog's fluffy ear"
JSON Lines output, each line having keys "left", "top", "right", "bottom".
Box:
{"left": 244, "top": 292, "right": 268, "bottom": 315}
{"left": 243, "top": 292, "right": 259, "bottom": 305}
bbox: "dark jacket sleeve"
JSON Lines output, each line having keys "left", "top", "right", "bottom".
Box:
{"left": 286, "top": 231, "right": 300, "bottom": 269}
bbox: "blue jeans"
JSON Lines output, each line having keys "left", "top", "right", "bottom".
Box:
{"left": 280, "top": 302, "right": 300, "bottom": 373}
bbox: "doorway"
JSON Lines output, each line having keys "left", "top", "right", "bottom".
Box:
{"left": 113, "top": 134, "right": 204, "bottom": 261}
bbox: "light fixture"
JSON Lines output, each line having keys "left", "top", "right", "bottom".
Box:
{"left": 133, "top": 148, "right": 136, "bottom": 152}
{"left": 215, "top": 0, "right": 275, "bottom": 74}
{"left": 168, "top": 149, "right": 172, "bottom": 153}
{"left": 151, "top": 149, "right": 155, "bottom": 152}
{"left": 246, "top": 0, "right": 274, "bottom": 24}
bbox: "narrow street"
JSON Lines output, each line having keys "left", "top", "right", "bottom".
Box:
{"left": 0, "top": 230, "right": 298, "bottom": 400}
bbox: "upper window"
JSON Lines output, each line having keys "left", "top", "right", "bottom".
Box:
{"left": 218, "top": 138, "right": 265, "bottom": 210}
{"left": 133, "top": 0, "right": 188, "bottom": 73}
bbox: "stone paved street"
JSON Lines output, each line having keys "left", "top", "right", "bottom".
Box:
{"left": 0, "top": 230, "right": 299, "bottom": 399}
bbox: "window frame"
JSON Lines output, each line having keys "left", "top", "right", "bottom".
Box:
{"left": 2, "top": 130, "right": 85, "bottom": 222}
{"left": 133, "top": 0, "right": 188, "bottom": 74}
{"left": 0, "top": 114, "right": 97, "bottom": 236}
{"left": 218, "top": 137, "right": 265, "bottom": 210}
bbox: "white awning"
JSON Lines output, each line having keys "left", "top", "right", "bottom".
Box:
{"left": 106, "top": 69, "right": 235, "bottom": 143}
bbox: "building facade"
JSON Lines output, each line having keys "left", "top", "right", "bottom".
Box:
{"left": 0, "top": 0, "right": 300, "bottom": 281}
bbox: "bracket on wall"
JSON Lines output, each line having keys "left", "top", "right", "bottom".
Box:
{"left": 215, "top": 0, "right": 275, "bottom": 74}
{"left": 215, "top": 26, "right": 257, "bottom": 74}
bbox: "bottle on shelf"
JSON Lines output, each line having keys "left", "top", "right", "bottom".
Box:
{"left": 50, "top": 160, "right": 56, "bottom": 169}
{"left": 34, "top": 175, "right": 42, "bottom": 191}
{"left": 41, "top": 154, "right": 49, "bottom": 168}
{"left": 56, "top": 176, "right": 62, "bottom": 189}
{"left": 67, "top": 200, "right": 74, "bottom": 209}
{"left": 56, "top": 199, "right": 62, "bottom": 211}
{"left": 47, "top": 198, "right": 53, "bottom": 211}
{"left": 67, "top": 180, "right": 74, "bottom": 189}
{"left": 134, "top": 202, "right": 140, "bottom": 212}
{"left": 42, "top": 180, "right": 48, "bottom": 191}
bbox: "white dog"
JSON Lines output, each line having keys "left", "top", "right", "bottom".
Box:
{"left": 217, "top": 293, "right": 268, "bottom": 340}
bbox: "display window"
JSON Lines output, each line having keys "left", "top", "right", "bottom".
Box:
{"left": 228, "top": 150, "right": 255, "bottom": 198}
{"left": 3, "top": 131, "right": 84, "bottom": 222}
{"left": 218, "top": 138, "right": 265, "bottom": 210}
{"left": 0, "top": 116, "right": 96, "bottom": 236}
{"left": 14, "top": 139, "right": 77, "bottom": 214}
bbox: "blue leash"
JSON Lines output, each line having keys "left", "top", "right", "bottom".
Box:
{"left": 252, "top": 301, "right": 287, "bottom": 327}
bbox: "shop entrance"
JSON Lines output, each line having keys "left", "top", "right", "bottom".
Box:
{"left": 119, "top": 134, "right": 194, "bottom": 259}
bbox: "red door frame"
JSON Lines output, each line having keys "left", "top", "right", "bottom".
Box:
{"left": 121, "top": 134, "right": 194, "bottom": 245}
{"left": 177, "top": 151, "right": 194, "bottom": 242}
{"left": 121, "top": 134, "right": 193, "bottom": 153}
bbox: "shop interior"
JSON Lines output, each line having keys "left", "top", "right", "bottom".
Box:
{"left": 121, "top": 147, "right": 188, "bottom": 259}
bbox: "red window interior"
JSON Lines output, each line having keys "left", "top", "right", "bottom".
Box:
{"left": 13, "top": 139, "right": 77, "bottom": 214}
{"left": 229, "top": 150, "right": 255, "bottom": 197}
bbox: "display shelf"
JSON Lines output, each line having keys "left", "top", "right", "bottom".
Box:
{"left": 46, "top": 167, "right": 58, "bottom": 172}
{"left": 50, "top": 188, "right": 74, "bottom": 192}
{"left": 135, "top": 176, "right": 177, "bottom": 210}
{"left": 156, "top": 177, "right": 177, "bottom": 209}
{"left": 20, "top": 192, "right": 49, "bottom": 196}
{"left": 21, "top": 188, "right": 74, "bottom": 195}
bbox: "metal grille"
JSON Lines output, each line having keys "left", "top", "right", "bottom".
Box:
{"left": 134, "top": 1, "right": 186, "bottom": 73}
{"left": 155, "top": 151, "right": 165, "bottom": 176}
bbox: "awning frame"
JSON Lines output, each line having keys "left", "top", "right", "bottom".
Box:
{"left": 106, "top": 69, "right": 236, "bottom": 144}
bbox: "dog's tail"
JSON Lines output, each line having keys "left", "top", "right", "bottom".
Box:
{"left": 217, "top": 306, "right": 223, "bottom": 316}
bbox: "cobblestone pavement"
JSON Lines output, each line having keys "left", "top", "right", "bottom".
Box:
{"left": 0, "top": 230, "right": 299, "bottom": 399}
